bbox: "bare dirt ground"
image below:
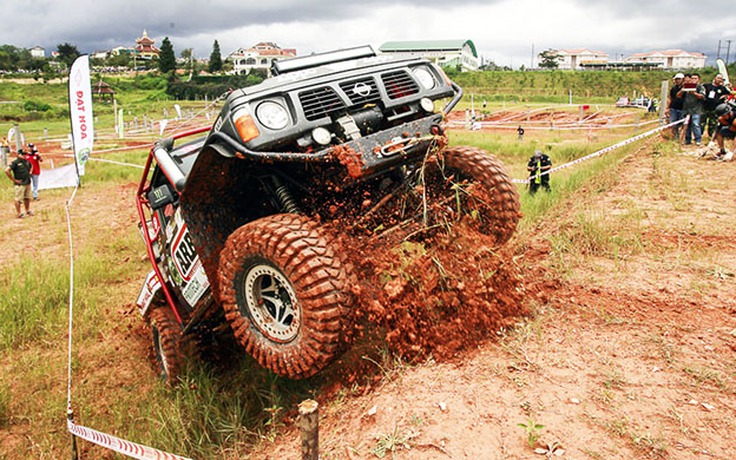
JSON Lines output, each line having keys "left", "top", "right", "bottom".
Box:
{"left": 245, "top": 138, "right": 736, "bottom": 460}
{"left": 2, "top": 124, "right": 735, "bottom": 459}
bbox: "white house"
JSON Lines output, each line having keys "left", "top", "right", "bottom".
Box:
{"left": 30, "top": 46, "right": 45, "bottom": 58}
{"left": 555, "top": 49, "right": 609, "bottom": 70}
{"left": 228, "top": 42, "right": 297, "bottom": 76}
{"left": 378, "top": 39, "right": 479, "bottom": 72}
{"left": 91, "top": 50, "right": 109, "bottom": 60}
{"left": 625, "top": 49, "right": 706, "bottom": 69}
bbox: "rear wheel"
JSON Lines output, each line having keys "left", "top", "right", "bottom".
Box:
{"left": 218, "top": 213, "right": 352, "bottom": 379}
{"left": 149, "top": 306, "right": 185, "bottom": 385}
{"left": 424, "top": 146, "right": 521, "bottom": 245}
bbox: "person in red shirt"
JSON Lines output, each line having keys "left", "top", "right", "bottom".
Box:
{"left": 25, "top": 142, "right": 42, "bottom": 200}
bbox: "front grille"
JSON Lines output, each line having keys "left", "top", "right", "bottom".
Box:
{"left": 339, "top": 77, "right": 381, "bottom": 107}
{"left": 298, "top": 87, "right": 346, "bottom": 121}
{"left": 381, "top": 71, "right": 419, "bottom": 100}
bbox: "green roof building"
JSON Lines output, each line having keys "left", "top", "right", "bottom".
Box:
{"left": 378, "top": 39, "right": 479, "bottom": 72}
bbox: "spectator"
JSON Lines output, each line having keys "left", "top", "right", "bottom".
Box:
{"left": 713, "top": 103, "right": 736, "bottom": 161}
{"left": 0, "top": 136, "right": 8, "bottom": 167}
{"left": 25, "top": 142, "right": 42, "bottom": 200}
{"left": 647, "top": 98, "right": 657, "bottom": 113}
{"left": 527, "top": 149, "right": 552, "bottom": 194}
{"left": 667, "top": 73, "right": 685, "bottom": 138}
{"left": 702, "top": 74, "right": 731, "bottom": 142}
{"left": 4, "top": 149, "right": 33, "bottom": 218}
{"left": 678, "top": 73, "right": 706, "bottom": 146}
{"left": 517, "top": 125, "right": 525, "bottom": 141}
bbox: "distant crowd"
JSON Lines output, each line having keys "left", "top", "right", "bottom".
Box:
{"left": 666, "top": 72, "right": 736, "bottom": 160}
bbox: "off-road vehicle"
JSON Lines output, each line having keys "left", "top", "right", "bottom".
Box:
{"left": 135, "top": 45, "right": 520, "bottom": 383}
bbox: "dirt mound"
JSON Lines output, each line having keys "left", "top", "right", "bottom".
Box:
{"left": 348, "top": 224, "right": 526, "bottom": 362}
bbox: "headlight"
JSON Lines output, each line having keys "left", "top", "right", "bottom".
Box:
{"left": 255, "top": 101, "right": 289, "bottom": 130}
{"left": 412, "top": 67, "right": 435, "bottom": 90}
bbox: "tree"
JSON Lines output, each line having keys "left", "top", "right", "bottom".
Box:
{"left": 107, "top": 52, "right": 132, "bottom": 68}
{"left": 56, "top": 43, "right": 80, "bottom": 69}
{"left": 538, "top": 49, "right": 561, "bottom": 69}
{"left": 208, "top": 40, "right": 223, "bottom": 73}
{"left": 181, "top": 48, "right": 198, "bottom": 80}
{"left": 158, "top": 37, "right": 176, "bottom": 74}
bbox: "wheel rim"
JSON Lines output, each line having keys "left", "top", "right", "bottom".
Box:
{"left": 242, "top": 263, "right": 300, "bottom": 342}
{"left": 153, "top": 328, "right": 169, "bottom": 377}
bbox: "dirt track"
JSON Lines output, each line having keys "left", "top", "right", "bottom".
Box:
{"left": 246, "top": 139, "right": 736, "bottom": 459}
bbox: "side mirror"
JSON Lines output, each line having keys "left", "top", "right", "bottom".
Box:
{"left": 147, "top": 184, "right": 176, "bottom": 210}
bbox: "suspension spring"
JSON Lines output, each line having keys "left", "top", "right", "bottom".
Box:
{"left": 272, "top": 177, "right": 300, "bottom": 214}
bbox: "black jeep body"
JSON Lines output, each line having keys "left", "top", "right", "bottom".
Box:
{"left": 136, "top": 46, "right": 520, "bottom": 382}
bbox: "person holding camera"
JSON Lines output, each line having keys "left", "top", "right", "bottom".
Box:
{"left": 25, "top": 142, "right": 42, "bottom": 200}
{"left": 713, "top": 103, "right": 736, "bottom": 161}
{"left": 527, "top": 149, "right": 552, "bottom": 194}
{"left": 702, "top": 74, "right": 731, "bottom": 142}
{"left": 677, "top": 73, "right": 706, "bottom": 146}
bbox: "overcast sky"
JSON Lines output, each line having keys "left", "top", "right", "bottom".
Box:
{"left": 1, "top": 0, "right": 735, "bottom": 68}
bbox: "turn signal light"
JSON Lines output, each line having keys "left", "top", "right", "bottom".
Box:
{"left": 234, "top": 112, "right": 260, "bottom": 142}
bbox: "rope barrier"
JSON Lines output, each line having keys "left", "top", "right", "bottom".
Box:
{"left": 63, "top": 182, "right": 193, "bottom": 460}
{"left": 87, "top": 157, "right": 145, "bottom": 169}
{"left": 448, "top": 116, "right": 663, "bottom": 131}
{"left": 514, "top": 118, "right": 686, "bottom": 184}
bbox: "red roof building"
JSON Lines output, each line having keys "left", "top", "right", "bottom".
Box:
{"left": 135, "top": 30, "right": 160, "bottom": 59}
{"left": 228, "top": 42, "right": 297, "bottom": 76}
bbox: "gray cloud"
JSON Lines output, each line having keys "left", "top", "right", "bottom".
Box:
{"left": 0, "top": 0, "right": 734, "bottom": 67}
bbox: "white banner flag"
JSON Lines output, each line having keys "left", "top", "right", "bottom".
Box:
{"left": 69, "top": 55, "right": 94, "bottom": 176}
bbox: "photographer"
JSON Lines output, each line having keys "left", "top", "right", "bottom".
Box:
{"left": 527, "top": 149, "right": 552, "bottom": 194}
{"left": 677, "top": 73, "right": 706, "bottom": 146}
{"left": 713, "top": 103, "right": 736, "bottom": 161}
{"left": 702, "top": 74, "right": 731, "bottom": 141}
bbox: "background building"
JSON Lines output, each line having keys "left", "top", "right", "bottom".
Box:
{"left": 134, "top": 30, "right": 160, "bottom": 60}
{"left": 556, "top": 49, "right": 609, "bottom": 70}
{"left": 378, "top": 39, "right": 479, "bottom": 72}
{"left": 228, "top": 42, "right": 297, "bottom": 76}
{"left": 625, "top": 49, "right": 707, "bottom": 69}
{"left": 30, "top": 46, "right": 45, "bottom": 58}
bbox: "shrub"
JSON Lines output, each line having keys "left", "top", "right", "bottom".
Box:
{"left": 23, "top": 99, "right": 52, "bottom": 112}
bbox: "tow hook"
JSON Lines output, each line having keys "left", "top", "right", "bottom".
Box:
{"left": 379, "top": 134, "right": 439, "bottom": 157}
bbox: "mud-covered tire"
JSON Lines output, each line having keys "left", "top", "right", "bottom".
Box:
{"left": 217, "top": 213, "right": 352, "bottom": 379}
{"left": 149, "top": 306, "right": 185, "bottom": 385}
{"left": 427, "top": 146, "right": 520, "bottom": 245}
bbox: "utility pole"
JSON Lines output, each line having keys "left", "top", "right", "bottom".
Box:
{"left": 717, "top": 40, "right": 722, "bottom": 60}
{"left": 530, "top": 43, "right": 535, "bottom": 70}
{"left": 726, "top": 40, "right": 732, "bottom": 66}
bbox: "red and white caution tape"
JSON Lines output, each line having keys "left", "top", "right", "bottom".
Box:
{"left": 68, "top": 420, "right": 192, "bottom": 460}
{"left": 515, "top": 118, "right": 685, "bottom": 184}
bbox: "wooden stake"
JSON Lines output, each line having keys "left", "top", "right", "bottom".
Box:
{"left": 298, "top": 399, "right": 319, "bottom": 460}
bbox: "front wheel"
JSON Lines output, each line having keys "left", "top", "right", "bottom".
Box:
{"left": 425, "top": 146, "right": 521, "bottom": 245}
{"left": 217, "top": 213, "right": 353, "bottom": 379}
